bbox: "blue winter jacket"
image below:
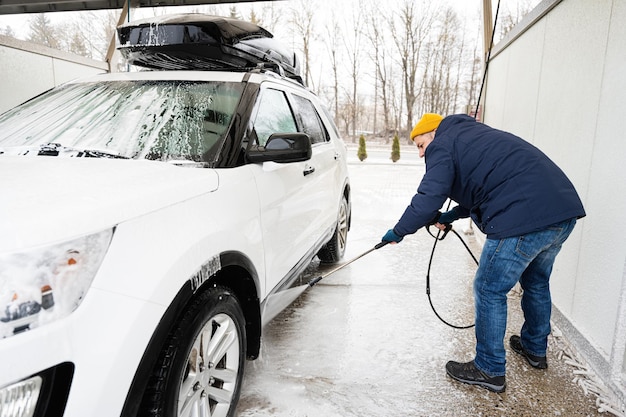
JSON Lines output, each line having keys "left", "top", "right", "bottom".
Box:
{"left": 393, "top": 114, "right": 586, "bottom": 239}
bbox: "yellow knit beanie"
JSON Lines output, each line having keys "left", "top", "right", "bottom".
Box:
{"left": 410, "top": 113, "right": 443, "bottom": 140}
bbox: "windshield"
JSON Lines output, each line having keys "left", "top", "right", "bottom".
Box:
{"left": 0, "top": 80, "right": 245, "bottom": 164}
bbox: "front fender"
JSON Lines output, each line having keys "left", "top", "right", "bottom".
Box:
{"left": 120, "top": 250, "right": 261, "bottom": 417}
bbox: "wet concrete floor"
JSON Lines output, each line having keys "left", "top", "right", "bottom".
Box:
{"left": 235, "top": 158, "right": 603, "bottom": 416}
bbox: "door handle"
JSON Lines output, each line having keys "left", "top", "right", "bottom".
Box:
{"left": 303, "top": 166, "right": 315, "bottom": 176}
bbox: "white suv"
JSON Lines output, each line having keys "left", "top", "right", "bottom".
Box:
{"left": 0, "top": 14, "right": 350, "bottom": 417}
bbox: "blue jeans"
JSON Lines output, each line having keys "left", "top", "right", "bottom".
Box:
{"left": 472, "top": 218, "right": 577, "bottom": 376}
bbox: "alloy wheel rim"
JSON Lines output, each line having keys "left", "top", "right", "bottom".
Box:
{"left": 178, "top": 313, "right": 240, "bottom": 417}
{"left": 337, "top": 201, "right": 348, "bottom": 253}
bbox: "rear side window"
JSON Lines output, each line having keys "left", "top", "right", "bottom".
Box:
{"left": 253, "top": 88, "right": 297, "bottom": 146}
{"left": 291, "top": 95, "right": 328, "bottom": 144}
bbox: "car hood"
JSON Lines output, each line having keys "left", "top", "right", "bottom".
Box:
{"left": 0, "top": 156, "right": 219, "bottom": 252}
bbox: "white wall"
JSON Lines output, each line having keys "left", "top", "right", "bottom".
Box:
{"left": 0, "top": 35, "right": 108, "bottom": 113}
{"left": 484, "top": 0, "right": 626, "bottom": 400}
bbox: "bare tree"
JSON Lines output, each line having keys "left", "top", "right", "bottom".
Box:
{"left": 247, "top": 8, "right": 261, "bottom": 25}
{"left": 228, "top": 6, "right": 242, "bottom": 20}
{"left": 252, "top": 3, "right": 283, "bottom": 33}
{"left": 66, "top": 27, "right": 89, "bottom": 57}
{"left": 343, "top": 5, "right": 365, "bottom": 140}
{"left": 390, "top": 0, "right": 439, "bottom": 134}
{"left": 323, "top": 16, "right": 341, "bottom": 123}
{"left": 28, "top": 14, "right": 61, "bottom": 49}
{"left": 1, "top": 25, "right": 15, "bottom": 37}
{"left": 421, "top": 7, "right": 464, "bottom": 116}
{"left": 289, "top": 0, "right": 316, "bottom": 89}
{"left": 102, "top": 10, "right": 122, "bottom": 58}
{"left": 465, "top": 22, "right": 484, "bottom": 118}
{"left": 22, "top": 10, "right": 123, "bottom": 61}
{"left": 389, "top": 0, "right": 422, "bottom": 134}
{"left": 497, "top": 0, "right": 536, "bottom": 41}
{"left": 389, "top": 64, "right": 403, "bottom": 136}
{"left": 364, "top": 2, "right": 394, "bottom": 142}
{"left": 338, "top": 100, "right": 353, "bottom": 136}
{"left": 66, "top": 10, "right": 117, "bottom": 60}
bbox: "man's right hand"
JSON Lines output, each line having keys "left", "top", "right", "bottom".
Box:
{"left": 434, "top": 222, "right": 448, "bottom": 231}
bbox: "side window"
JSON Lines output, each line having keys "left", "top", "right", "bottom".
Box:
{"left": 253, "top": 88, "right": 297, "bottom": 146}
{"left": 291, "top": 94, "right": 328, "bottom": 144}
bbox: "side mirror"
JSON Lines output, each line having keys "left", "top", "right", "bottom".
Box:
{"left": 246, "top": 133, "right": 312, "bottom": 163}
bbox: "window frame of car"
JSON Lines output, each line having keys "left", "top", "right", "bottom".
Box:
{"left": 286, "top": 91, "right": 330, "bottom": 146}
{"left": 250, "top": 86, "right": 299, "bottom": 147}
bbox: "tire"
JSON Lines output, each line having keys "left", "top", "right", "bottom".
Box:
{"left": 317, "top": 195, "right": 349, "bottom": 263}
{"left": 140, "top": 287, "right": 246, "bottom": 417}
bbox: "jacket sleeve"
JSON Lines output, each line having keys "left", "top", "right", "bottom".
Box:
{"left": 393, "top": 144, "right": 455, "bottom": 236}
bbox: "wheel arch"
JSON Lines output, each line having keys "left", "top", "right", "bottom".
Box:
{"left": 120, "top": 250, "right": 262, "bottom": 417}
{"left": 215, "top": 251, "right": 262, "bottom": 360}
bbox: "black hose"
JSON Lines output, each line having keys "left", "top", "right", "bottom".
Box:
{"left": 425, "top": 225, "right": 478, "bottom": 329}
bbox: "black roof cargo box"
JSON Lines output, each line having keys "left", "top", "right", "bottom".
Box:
{"left": 117, "top": 14, "right": 303, "bottom": 84}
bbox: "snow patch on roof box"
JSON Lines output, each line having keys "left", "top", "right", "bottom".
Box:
{"left": 117, "top": 13, "right": 303, "bottom": 84}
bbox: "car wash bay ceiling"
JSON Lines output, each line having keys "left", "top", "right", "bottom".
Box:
{"left": 0, "top": 0, "right": 279, "bottom": 15}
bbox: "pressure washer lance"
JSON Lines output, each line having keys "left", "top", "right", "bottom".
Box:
{"left": 307, "top": 241, "right": 389, "bottom": 287}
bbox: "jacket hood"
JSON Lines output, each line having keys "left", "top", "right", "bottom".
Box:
{"left": 0, "top": 156, "right": 219, "bottom": 252}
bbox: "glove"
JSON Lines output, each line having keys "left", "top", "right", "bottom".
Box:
{"left": 437, "top": 209, "right": 459, "bottom": 225}
{"left": 382, "top": 229, "right": 403, "bottom": 243}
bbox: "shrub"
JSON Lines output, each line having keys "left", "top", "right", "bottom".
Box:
{"left": 391, "top": 134, "right": 400, "bottom": 162}
{"left": 357, "top": 134, "right": 367, "bottom": 161}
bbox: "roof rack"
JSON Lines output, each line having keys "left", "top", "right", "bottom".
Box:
{"left": 249, "top": 62, "right": 305, "bottom": 86}
{"left": 117, "top": 13, "right": 304, "bottom": 85}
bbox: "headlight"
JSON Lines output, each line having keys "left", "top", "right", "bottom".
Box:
{"left": 0, "top": 375, "right": 42, "bottom": 417}
{"left": 0, "top": 229, "right": 114, "bottom": 339}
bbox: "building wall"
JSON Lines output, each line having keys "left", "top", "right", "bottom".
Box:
{"left": 0, "top": 35, "right": 108, "bottom": 113}
{"left": 484, "top": 0, "right": 626, "bottom": 400}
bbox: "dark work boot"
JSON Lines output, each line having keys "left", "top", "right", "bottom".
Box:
{"left": 510, "top": 335, "right": 548, "bottom": 369}
{"left": 445, "top": 360, "right": 506, "bottom": 393}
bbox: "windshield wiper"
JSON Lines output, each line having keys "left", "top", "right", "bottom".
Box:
{"left": 37, "top": 143, "right": 130, "bottom": 159}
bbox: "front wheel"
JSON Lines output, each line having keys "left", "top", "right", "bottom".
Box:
{"left": 317, "top": 195, "right": 349, "bottom": 263}
{"left": 140, "top": 287, "right": 246, "bottom": 417}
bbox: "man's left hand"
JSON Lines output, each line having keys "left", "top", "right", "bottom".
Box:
{"left": 382, "top": 229, "right": 403, "bottom": 244}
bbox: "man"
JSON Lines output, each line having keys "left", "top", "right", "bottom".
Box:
{"left": 382, "top": 113, "right": 585, "bottom": 393}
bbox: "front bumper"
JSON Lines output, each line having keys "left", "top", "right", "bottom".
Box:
{"left": 0, "top": 287, "right": 165, "bottom": 417}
